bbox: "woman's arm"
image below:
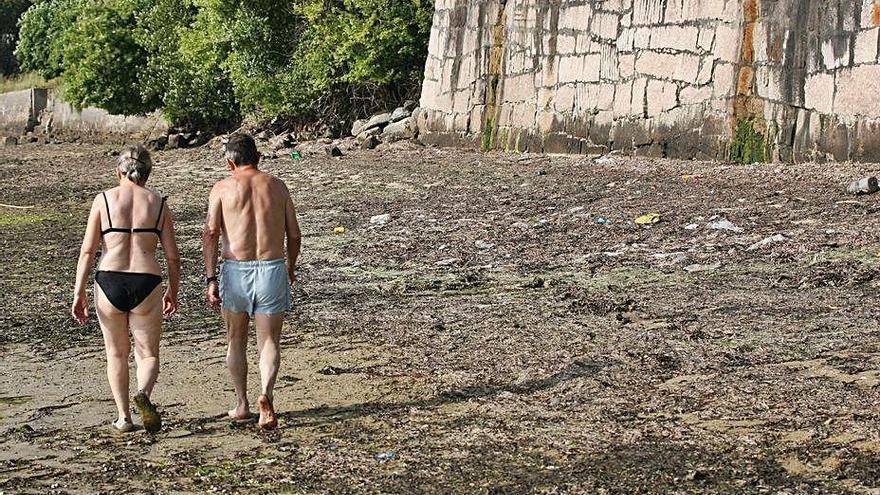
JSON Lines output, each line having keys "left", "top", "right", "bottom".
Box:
{"left": 71, "top": 195, "right": 103, "bottom": 324}
{"left": 159, "top": 202, "right": 181, "bottom": 318}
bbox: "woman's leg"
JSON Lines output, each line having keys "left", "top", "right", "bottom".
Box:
{"left": 129, "top": 284, "right": 163, "bottom": 396}
{"left": 95, "top": 284, "right": 131, "bottom": 421}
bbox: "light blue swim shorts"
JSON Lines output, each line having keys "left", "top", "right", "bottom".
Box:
{"left": 220, "top": 258, "right": 291, "bottom": 315}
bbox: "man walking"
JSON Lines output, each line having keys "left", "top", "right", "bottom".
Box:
{"left": 203, "top": 133, "right": 301, "bottom": 429}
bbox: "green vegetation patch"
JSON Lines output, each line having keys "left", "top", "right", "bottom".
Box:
{"left": 0, "top": 395, "right": 32, "bottom": 405}
{"left": 729, "top": 118, "right": 767, "bottom": 164}
{"left": 0, "top": 210, "right": 55, "bottom": 227}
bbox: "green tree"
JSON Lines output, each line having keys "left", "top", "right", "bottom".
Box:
{"left": 0, "top": 0, "right": 31, "bottom": 74}
{"left": 61, "top": 0, "right": 155, "bottom": 114}
{"left": 137, "top": 0, "right": 239, "bottom": 129}
{"left": 14, "top": 0, "right": 80, "bottom": 79}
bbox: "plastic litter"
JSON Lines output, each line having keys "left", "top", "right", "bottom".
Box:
{"left": 290, "top": 150, "right": 302, "bottom": 159}
{"left": 707, "top": 218, "right": 742, "bottom": 232}
{"left": 634, "top": 213, "right": 662, "bottom": 225}
{"left": 333, "top": 226, "right": 346, "bottom": 234}
{"left": 595, "top": 217, "right": 611, "bottom": 225}
{"left": 374, "top": 451, "right": 396, "bottom": 461}
{"left": 370, "top": 214, "right": 391, "bottom": 225}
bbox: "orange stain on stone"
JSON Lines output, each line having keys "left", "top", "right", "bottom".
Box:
{"left": 873, "top": 2, "right": 880, "bottom": 26}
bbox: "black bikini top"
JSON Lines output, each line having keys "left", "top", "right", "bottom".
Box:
{"left": 101, "top": 191, "right": 167, "bottom": 236}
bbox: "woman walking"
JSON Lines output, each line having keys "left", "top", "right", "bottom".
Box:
{"left": 71, "top": 145, "right": 180, "bottom": 433}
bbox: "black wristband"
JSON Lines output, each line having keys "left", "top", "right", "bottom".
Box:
{"left": 206, "top": 276, "right": 218, "bottom": 285}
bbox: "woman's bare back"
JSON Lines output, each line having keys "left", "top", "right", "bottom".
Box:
{"left": 98, "top": 185, "right": 166, "bottom": 275}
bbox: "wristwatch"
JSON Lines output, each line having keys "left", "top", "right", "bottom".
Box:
{"left": 206, "top": 276, "right": 218, "bottom": 285}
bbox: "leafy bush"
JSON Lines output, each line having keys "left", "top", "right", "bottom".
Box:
{"left": 218, "top": 0, "right": 433, "bottom": 125}
{"left": 0, "top": 0, "right": 33, "bottom": 75}
{"left": 136, "top": 0, "right": 239, "bottom": 129}
{"left": 60, "top": 0, "right": 155, "bottom": 114}
{"left": 14, "top": 0, "right": 80, "bottom": 79}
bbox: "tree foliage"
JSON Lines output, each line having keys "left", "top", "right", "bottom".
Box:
{"left": 11, "top": 0, "right": 433, "bottom": 130}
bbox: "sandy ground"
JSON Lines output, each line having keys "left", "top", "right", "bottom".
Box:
{"left": 2, "top": 141, "right": 880, "bottom": 493}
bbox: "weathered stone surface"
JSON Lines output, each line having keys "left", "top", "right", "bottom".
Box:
{"left": 350, "top": 119, "right": 366, "bottom": 137}
{"left": 363, "top": 112, "right": 393, "bottom": 132}
{"left": 167, "top": 133, "right": 185, "bottom": 149}
{"left": 382, "top": 117, "right": 416, "bottom": 142}
{"left": 390, "top": 107, "right": 411, "bottom": 123}
{"left": 416, "top": 0, "right": 880, "bottom": 162}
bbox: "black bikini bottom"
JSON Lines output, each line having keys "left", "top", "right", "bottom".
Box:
{"left": 95, "top": 271, "right": 162, "bottom": 312}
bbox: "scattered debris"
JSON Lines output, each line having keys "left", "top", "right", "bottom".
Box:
{"left": 374, "top": 451, "right": 396, "bottom": 462}
{"left": 847, "top": 177, "right": 879, "bottom": 195}
{"left": 434, "top": 258, "right": 460, "bottom": 266}
{"left": 593, "top": 156, "right": 615, "bottom": 166}
{"left": 333, "top": 226, "right": 346, "bottom": 234}
{"left": 747, "top": 234, "right": 787, "bottom": 251}
{"left": 475, "top": 240, "right": 496, "bottom": 250}
{"left": 595, "top": 217, "right": 611, "bottom": 225}
{"left": 707, "top": 217, "right": 742, "bottom": 232}
{"left": 684, "top": 223, "right": 700, "bottom": 230}
{"left": 370, "top": 214, "right": 391, "bottom": 225}
{"left": 635, "top": 213, "right": 662, "bottom": 225}
{"left": 684, "top": 262, "right": 721, "bottom": 273}
{"left": 318, "top": 366, "right": 343, "bottom": 375}
{"left": 290, "top": 151, "right": 303, "bottom": 159}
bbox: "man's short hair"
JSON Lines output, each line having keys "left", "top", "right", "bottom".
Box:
{"left": 224, "top": 133, "right": 260, "bottom": 166}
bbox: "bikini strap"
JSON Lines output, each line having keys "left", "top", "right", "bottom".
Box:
{"left": 154, "top": 196, "right": 168, "bottom": 229}
{"left": 102, "top": 192, "right": 113, "bottom": 229}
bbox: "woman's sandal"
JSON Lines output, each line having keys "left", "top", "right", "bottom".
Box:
{"left": 133, "top": 391, "right": 162, "bottom": 433}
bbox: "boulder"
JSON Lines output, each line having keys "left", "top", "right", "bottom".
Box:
{"left": 362, "top": 112, "right": 392, "bottom": 132}
{"left": 381, "top": 117, "right": 416, "bottom": 142}
{"left": 167, "top": 133, "right": 185, "bottom": 149}
{"left": 361, "top": 134, "right": 380, "bottom": 150}
{"left": 325, "top": 145, "right": 344, "bottom": 157}
{"left": 389, "top": 107, "right": 411, "bottom": 123}
{"left": 147, "top": 136, "right": 168, "bottom": 151}
{"left": 351, "top": 119, "right": 366, "bottom": 137}
{"left": 2, "top": 136, "right": 18, "bottom": 146}
{"left": 269, "top": 133, "right": 296, "bottom": 150}
{"left": 356, "top": 126, "right": 382, "bottom": 142}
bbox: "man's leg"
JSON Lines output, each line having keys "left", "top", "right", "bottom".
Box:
{"left": 224, "top": 309, "right": 251, "bottom": 419}
{"left": 254, "top": 313, "right": 283, "bottom": 429}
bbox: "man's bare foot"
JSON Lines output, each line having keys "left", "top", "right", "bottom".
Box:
{"left": 228, "top": 401, "right": 251, "bottom": 420}
{"left": 257, "top": 394, "right": 277, "bottom": 429}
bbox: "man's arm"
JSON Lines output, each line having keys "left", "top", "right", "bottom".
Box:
{"left": 202, "top": 183, "right": 223, "bottom": 307}
{"left": 284, "top": 186, "right": 302, "bottom": 284}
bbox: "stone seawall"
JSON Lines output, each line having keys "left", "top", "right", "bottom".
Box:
{"left": 0, "top": 88, "right": 168, "bottom": 141}
{"left": 417, "top": 0, "right": 880, "bottom": 162}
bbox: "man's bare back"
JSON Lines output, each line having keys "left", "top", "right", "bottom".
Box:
{"left": 208, "top": 169, "right": 293, "bottom": 261}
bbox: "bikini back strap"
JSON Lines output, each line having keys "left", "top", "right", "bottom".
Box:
{"left": 154, "top": 196, "right": 168, "bottom": 229}
{"left": 102, "top": 192, "right": 113, "bottom": 229}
